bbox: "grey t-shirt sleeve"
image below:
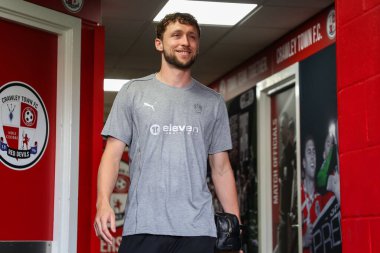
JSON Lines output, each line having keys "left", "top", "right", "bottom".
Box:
{"left": 101, "top": 82, "right": 133, "bottom": 145}
{"left": 208, "top": 95, "right": 232, "bottom": 154}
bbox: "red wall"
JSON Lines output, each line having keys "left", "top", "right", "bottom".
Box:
{"left": 336, "top": 1, "right": 380, "bottom": 252}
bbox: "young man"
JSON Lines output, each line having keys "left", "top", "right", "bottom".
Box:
{"left": 301, "top": 137, "right": 318, "bottom": 252}
{"left": 94, "top": 13, "right": 241, "bottom": 253}
{"left": 301, "top": 136, "right": 340, "bottom": 253}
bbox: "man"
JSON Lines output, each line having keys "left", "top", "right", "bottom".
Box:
{"left": 301, "top": 136, "right": 318, "bottom": 252}
{"left": 301, "top": 135, "right": 339, "bottom": 253}
{"left": 94, "top": 13, "right": 241, "bottom": 253}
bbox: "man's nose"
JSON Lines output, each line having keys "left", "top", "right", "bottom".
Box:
{"left": 181, "top": 35, "right": 190, "bottom": 45}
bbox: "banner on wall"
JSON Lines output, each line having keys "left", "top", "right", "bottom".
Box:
{"left": 270, "top": 86, "right": 298, "bottom": 253}
{"left": 299, "top": 45, "right": 341, "bottom": 253}
{"left": 211, "top": 6, "right": 336, "bottom": 101}
{"left": 208, "top": 88, "right": 258, "bottom": 253}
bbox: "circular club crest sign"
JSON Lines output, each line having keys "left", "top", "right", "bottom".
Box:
{"left": 326, "top": 9, "right": 336, "bottom": 40}
{"left": 62, "top": 0, "right": 84, "bottom": 13}
{"left": 0, "top": 82, "right": 49, "bottom": 170}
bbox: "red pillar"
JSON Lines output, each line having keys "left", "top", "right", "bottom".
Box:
{"left": 77, "top": 22, "right": 104, "bottom": 253}
{"left": 336, "top": 1, "right": 380, "bottom": 252}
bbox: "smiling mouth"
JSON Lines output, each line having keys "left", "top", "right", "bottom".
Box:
{"left": 176, "top": 50, "right": 191, "bottom": 55}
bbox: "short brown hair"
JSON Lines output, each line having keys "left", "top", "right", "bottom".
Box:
{"left": 156, "top": 12, "right": 201, "bottom": 40}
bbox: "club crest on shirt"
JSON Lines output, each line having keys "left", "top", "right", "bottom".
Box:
{"left": 194, "top": 103, "right": 202, "bottom": 114}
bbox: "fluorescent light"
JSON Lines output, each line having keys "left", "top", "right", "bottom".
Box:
{"left": 153, "top": 0, "right": 257, "bottom": 26}
{"left": 104, "top": 79, "right": 129, "bottom": 92}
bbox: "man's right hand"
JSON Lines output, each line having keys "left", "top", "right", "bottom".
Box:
{"left": 95, "top": 137, "right": 126, "bottom": 244}
{"left": 94, "top": 202, "right": 116, "bottom": 245}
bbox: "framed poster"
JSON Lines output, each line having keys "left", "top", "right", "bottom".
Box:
{"left": 257, "top": 64, "right": 301, "bottom": 253}
{"left": 299, "top": 45, "right": 341, "bottom": 253}
{"left": 208, "top": 88, "right": 258, "bottom": 253}
{"left": 227, "top": 88, "right": 258, "bottom": 253}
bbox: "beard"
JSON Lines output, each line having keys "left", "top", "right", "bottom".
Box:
{"left": 163, "top": 49, "right": 197, "bottom": 70}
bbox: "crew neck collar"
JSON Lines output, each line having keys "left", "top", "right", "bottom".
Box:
{"left": 154, "top": 73, "right": 194, "bottom": 90}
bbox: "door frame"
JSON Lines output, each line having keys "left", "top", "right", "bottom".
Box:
{"left": 256, "top": 63, "right": 302, "bottom": 253}
{"left": 0, "top": 1, "right": 81, "bottom": 252}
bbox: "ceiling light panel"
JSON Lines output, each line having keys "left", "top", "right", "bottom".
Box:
{"left": 153, "top": 0, "right": 258, "bottom": 26}
{"left": 104, "top": 79, "right": 129, "bottom": 92}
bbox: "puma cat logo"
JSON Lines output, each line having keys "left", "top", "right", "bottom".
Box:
{"left": 144, "top": 102, "right": 155, "bottom": 111}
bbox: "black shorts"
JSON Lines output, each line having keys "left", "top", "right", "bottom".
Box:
{"left": 118, "top": 234, "right": 216, "bottom": 253}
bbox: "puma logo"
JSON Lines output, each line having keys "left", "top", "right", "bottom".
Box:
{"left": 144, "top": 102, "right": 155, "bottom": 111}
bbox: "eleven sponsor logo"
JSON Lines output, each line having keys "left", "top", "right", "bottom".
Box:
{"left": 150, "top": 124, "right": 199, "bottom": 135}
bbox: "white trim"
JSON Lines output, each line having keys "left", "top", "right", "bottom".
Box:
{"left": 0, "top": 1, "right": 81, "bottom": 253}
{"left": 256, "top": 63, "right": 301, "bottom": 253}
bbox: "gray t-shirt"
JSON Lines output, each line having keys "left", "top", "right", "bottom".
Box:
{"left": 102, "top": 74, "right": 232, "bottom": 237}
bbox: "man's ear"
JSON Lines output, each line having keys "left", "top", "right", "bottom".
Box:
{"left": 155, "top": 38, "right": 163, "bottom": 51}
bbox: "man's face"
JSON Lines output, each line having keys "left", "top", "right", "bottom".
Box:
{"left": 156, "top": 21, "right": 200, "bottom": 69}
{"left": 303, "top": 139, "right": 316, "bottom": 179}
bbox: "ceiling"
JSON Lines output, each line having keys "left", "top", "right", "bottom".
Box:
{"left": 102, "top": 0, "right": 334, "bottom": 118}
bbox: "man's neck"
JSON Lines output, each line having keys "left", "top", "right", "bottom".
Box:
{"left": 156, "top": 62, "right": 193, "bottom": 88}
{"left": 304, "top": 177, "right": 315, "bottom": 196}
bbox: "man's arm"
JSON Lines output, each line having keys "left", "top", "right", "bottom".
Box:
{"left": 209, "top": 151, "right": 240, "bottom": 223}
{"left": 94, "top": 136, "right": 126, "bottom": 244}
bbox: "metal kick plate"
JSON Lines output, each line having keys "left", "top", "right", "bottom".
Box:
{"left": 0, "top": 241, "right": 51, "bottom": 253}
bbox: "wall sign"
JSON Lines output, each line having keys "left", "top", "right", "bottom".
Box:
{"left": 211, "top": 6, "right": 335, "bottom": 101}
{"left": 0, "top": 81, "right": 49, "bottom": 170}
{"left": 62, "top": 0, "right": 84, "bottom": 13}
{"left": 326, "top": 9, "right": 336, "bottom": 40}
